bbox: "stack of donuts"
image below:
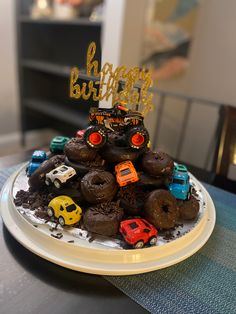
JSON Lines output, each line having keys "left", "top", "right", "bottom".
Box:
{"left": 28, "top": 132, "right": 199, "bottom": 238}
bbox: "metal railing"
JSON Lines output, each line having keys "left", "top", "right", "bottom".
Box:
{"left": 149, "top": 87, "right": 223, "bottom": 172}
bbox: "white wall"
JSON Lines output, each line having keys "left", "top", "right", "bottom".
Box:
{"left": 100, "top": 0, "right": 147, "bottom": 108}
{"left": 148, "top": 0, "right": 236, "bottom": 174}
{"left": 0, "top": 0, "right": 19, "bottom": 136}
{"left": 189, "top": 0, "right": 236, "bottom": 106}
{"left": 186, "top": 0, "right": 236, "bottom": 177}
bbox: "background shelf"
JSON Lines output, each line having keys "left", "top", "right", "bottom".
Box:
{"left": 19, "top": 16, "right": 102, "bottom": 27}
{"left": 24, "top": 98, "right": 88, "bottom": 127}
{"left": 16, "top": 0, "right": 102, "bottom": 140}
{"left": 22, "top": 59, "right": 98, "bottom": 81}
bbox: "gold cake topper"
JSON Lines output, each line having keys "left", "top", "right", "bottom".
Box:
{"left": 70, "top": 42, "right": 154, "bottom": 115}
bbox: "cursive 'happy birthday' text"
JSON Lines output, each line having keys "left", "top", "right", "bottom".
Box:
{"left": 70, "top": 42, "right": 154, "bottom": 115}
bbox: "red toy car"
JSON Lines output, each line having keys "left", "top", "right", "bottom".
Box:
{"left": 119, "top": 218, "right": 158, "bottom": 249}
{"left": 75, "top": 129, "right": 85, "bottom": 139}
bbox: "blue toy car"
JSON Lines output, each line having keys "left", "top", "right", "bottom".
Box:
{"left": 26, "top": 150, "right": 48, "bottom": 177}
{"left": 168, "top": 164, "right": 191, "bottom": 200}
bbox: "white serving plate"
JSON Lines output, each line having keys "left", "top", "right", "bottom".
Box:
{"left": 0, "top": 165, "right": 216, "bottom": 276}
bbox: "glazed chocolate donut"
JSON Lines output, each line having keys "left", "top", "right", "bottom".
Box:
{"left": 65, "top": 155, "right": 106, "bottom": 176}
{"left": 117, "top": 185, "right": 148, "bottom": 215}
{"left": 48, "top": 179, "right": 85, "bottom": 202}
{"left": 64, "top": 137, "right": 97, "bottom": 162}
{"left": 137, "top": 172, "right": 168, "bottom": 188}
{"left": 65, "top": 157, "right": 89, "bottom": 175}
{"left": 83, "top": 201, "right": 124, "bottom": 236}
{"left": 142, "top": 150, "right": 174, "bottom": 177}
{"left": 99, "top": 142, "right": 145, "bottom": 164}
{"left": 177, "top": 196, "right": 200, "bottom": 220}
{"left": 28, "top": 155, "right": 65, "bottom": 189}
{"left": 81, "top": 170, "right": 118, "bottom": 204}
{"left": 144, "top": 189, "right": 179, "bottom": 229}
{"left": 108, "top": 132, "right": 126, "bottom": 146}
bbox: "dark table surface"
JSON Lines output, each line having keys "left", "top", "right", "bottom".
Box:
{"left": 0, "top": 152, "right": 147, "bottom": 314}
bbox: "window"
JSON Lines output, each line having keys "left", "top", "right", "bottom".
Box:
{"left": 60, "top": 205, "right": 64, "bottom": 211}
{"left": 66, "top": 204, "right": 77, "bottom": 212}
{"left": 120, "top": 168, "right": 131, "bottom": 176}
{"left": 54, "top": 137, "right": 63, "bottom": 143}
{"left": 141, "top": 220, "right": 151, "bottom": 228}
{"left": 53, "top": 170, "right": 58, "bottom": 174}
{"left": 173, "top": 178, "right": 185, "bottom": 185}
{"left": 129, "top": 222, "right": 138, "bottom": 229}
{"left": 143, "top": 229, "right": 150, "bottom": 234}
{"left": 60, "top": 166, "right": 68, "bottom": 172}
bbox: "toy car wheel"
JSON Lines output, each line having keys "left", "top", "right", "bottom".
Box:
{"left": 54, "top": 179, "right": 61, "bottom": 189}
{"left": 149, "top": 236, "right": 157, "bottom": 246}
{"left": 187, "top": 187, "right": 192, "bottom": 200}
{"left": 45, "top": 178, "right": 51, "bottom": 186}
{"left": 134, "top": 240, "right": 144, "bottom": 249}
{"left": 187, "top": 191, "right": 191, "bottom": 200}
{"left": 84, "top": 126, "right": 107, "bottom": 149}
{"left": 126, "top": 127, "right": 149, "bottom": 149}
{"left": 58, "top": 216, "right": 65, "bottom": 226}
{"left": 47, "top": 207, "right": 54, "bottom": 218}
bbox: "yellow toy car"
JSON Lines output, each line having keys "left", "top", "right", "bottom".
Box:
{"left": 47, "top": 196, "right": 82, "bottom": 226}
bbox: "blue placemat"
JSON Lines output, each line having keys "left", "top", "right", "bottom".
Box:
{"left": 1, "top": 166, "right": 236, "bottom": 314}
{"left": 0, "top": 165, "right": 21, "bottom": 187}
{"left": 105, "top": 184, "right": 236, "bottom": 314}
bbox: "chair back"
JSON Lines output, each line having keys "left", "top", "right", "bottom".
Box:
{"left": 213, "top": 105, "right": 236, "bottom": 177}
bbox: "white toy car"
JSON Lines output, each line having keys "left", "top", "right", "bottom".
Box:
{"left": 45, "top": 165, "right": 76, "bottom": 188}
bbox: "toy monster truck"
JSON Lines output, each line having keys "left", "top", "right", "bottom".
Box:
{"left": 84, "top": 104, "right": 149, "bottom": 149}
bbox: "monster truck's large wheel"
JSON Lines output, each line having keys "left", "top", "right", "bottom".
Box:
{"left": 126, "top": 127, "right": 149, "bottom": 149}
{"left": 84, "top": 125, "right": 107, "bottom": 149}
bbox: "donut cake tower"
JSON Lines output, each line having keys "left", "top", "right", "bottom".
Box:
{"left": 14, "top": 106, "right": 200, "bottom": 249}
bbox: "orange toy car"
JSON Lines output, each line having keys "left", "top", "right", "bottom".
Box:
{"left": 115, "top": 161, "right": 139, "bottom": 187}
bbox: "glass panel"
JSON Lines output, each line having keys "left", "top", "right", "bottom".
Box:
{"left": 173, "top": 178, "right": 185, "bottom": 185}
{"left": 66, "top": 204, "right": 76, "bottom": 212}
{"left": 120, "top": 168, "right": 131, "bottom": 176}
{"left": 129, "top": 222, "right": 138, "bottom": 229}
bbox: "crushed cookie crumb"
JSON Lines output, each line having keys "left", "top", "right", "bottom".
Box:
{"left": 51, "top": 233, "right": 63, "bottom": 239}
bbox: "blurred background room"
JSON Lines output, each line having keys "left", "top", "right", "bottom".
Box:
{"left": 0, "top": 0, "right": 236, "bottom": 192}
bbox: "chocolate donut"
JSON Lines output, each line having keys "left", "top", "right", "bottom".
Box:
{"left": 64, "top": 137, "right": 97, "bottom": 162}
{"left": 117, "top": 185, "right": 148, "bottom": 215}
{"left": 83, "top": 201, "right": 124, "bottom": 236}
{"left": 142, "top": 150, "right": 174, "bottom": 177}
{"left": 81, "top": 170, "right": 118, "bottom": 204}
{"left": 178, "top": 196, "right": 200, "bottom": 220}
{"left": 137, "top": 172, "right": 170, "bottom": 188}
{"left": 99, "top": 142, "right": 145, "bottom": 163}
{"left": 108, "top": 132, "right": 126, "bottom": 146}
{"left": 28, "top": 155, "right": 65, "bottom": 189}
{"left": 144, "top": 189, "right": 179, "bottom": 229}
{"left": 65, "top": 155, "right": 106, "bottom": 176}
{"left": 48, "top": 179, "right": 85, "bottom": 202}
